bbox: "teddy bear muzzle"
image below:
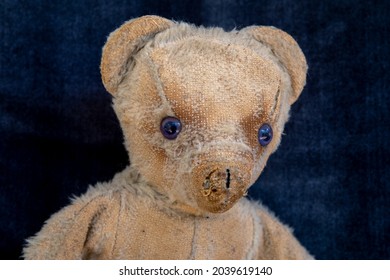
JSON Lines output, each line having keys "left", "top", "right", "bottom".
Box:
{"left": 192, "top": 157, "right": 252, "bottom": 213}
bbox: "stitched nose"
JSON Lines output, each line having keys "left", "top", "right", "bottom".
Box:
{"left": 202, "top": 168, "right": 232, "bottom": 196}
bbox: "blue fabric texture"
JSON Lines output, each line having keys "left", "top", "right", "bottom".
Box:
{"left": 1, "top": 0, "right": 389, "bottom": 259}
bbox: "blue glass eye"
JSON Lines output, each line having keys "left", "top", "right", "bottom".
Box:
{"left": 160, "top": 117, "right": 182, "bottom": 140}
{"left": 258, "top": 123, "right": 273, "bottom": 146}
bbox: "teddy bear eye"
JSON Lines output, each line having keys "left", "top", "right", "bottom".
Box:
{"left": 258, "top": 123, "right": 273, "bottom": 146}
{"left": 160, "top": 117, "right": 182, "bottom": 140}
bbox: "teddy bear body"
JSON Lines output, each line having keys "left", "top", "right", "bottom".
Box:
{"left": 23, "top": 167, "right": 311, "bottom": 259}
{"left": 23, "top": 16, "right": 312, "bottom": 260}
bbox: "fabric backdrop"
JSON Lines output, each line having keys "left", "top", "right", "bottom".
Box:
{"left": 1, "top": 0, "right": 389, "bottom": 260}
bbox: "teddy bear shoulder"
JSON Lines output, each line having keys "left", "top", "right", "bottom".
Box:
{"left": 254, "top": 203, "right": 314, "bottom": 259}
{"left": 22, "top": 179, "right": 124, "bottom": 259}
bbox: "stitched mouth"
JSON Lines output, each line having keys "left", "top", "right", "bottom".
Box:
{"left": 226, "top": 168, "right": 230, "bottom": 189}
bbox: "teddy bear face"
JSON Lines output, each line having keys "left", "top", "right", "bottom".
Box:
{"left": 113, "top": 26, "right": 289, "bottom": 214}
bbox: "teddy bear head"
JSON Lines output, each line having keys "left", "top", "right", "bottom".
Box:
{"left": 100, "top": 16, "right": 307, "bottom": 215}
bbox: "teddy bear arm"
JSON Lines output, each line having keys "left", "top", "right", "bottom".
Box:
{"left": 23, "top": 193, "right": 120, "bottom": 260}
{"left": 256, "top": 207, "right": 314, "bottom": 260}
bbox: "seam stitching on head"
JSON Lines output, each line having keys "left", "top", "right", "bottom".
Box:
{"left": 145, "top": 52, "right": 173, "bottom": 112}
{"left": 270, "top": 82, "right": 282, "bottom": 123}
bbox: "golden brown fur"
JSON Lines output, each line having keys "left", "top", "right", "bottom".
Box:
{"left": 23, "top": 15, "right": 312, "bottom": 259}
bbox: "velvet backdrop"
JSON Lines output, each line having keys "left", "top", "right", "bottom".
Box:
{"left": 1, "top": 0, "right": 389, "bottom": 259}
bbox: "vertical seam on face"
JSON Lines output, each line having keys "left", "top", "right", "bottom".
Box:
{"left": 269, "top": 80, "right": 282, "bottom": 123}
{"left": 145, "top": 50, "right": 175, "bottom": 115}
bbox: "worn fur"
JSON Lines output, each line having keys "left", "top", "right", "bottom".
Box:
{"left": 23, "top": 15, "right": 312, "bottom": 259}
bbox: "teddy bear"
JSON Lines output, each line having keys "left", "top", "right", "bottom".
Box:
{"left": 23, "top": 15, "right": 312, "bottom": 260}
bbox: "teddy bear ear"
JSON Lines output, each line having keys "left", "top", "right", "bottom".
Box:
{"left": 100, "top": 15, "right": 174, "bottom": 95}
{"left": 242, "top": 26, "right": 308, "bottom": 104}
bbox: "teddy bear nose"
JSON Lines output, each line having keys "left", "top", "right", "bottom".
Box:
{"left": 191, "top": 151, "right": 253, "bottom": 213}
{"left": 202, "top": 168, "right": 235, "bottom": 196}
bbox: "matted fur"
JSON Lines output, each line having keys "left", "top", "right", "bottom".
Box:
{"left": 23, "top": 16, "right": 313, "bottom": 259}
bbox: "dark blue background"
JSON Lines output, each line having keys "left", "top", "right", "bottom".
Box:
{"left": 1, "top": 0, "right": 389, "bottom": 259}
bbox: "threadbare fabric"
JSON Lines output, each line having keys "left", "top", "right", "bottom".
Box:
{"left": 101, "top": 16, "right": 174, "bottom": 95}
{"left": 2, "top": 1, "right": 389, "bottom": 261}
{"left": 111, "top": 18, "right": 304, "bottom": 215}
{"left": 22, "top": 16, "right": 313, "bottom": 259}
{"left": 23, "top": 168, "right": 312, "bottom": 259}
